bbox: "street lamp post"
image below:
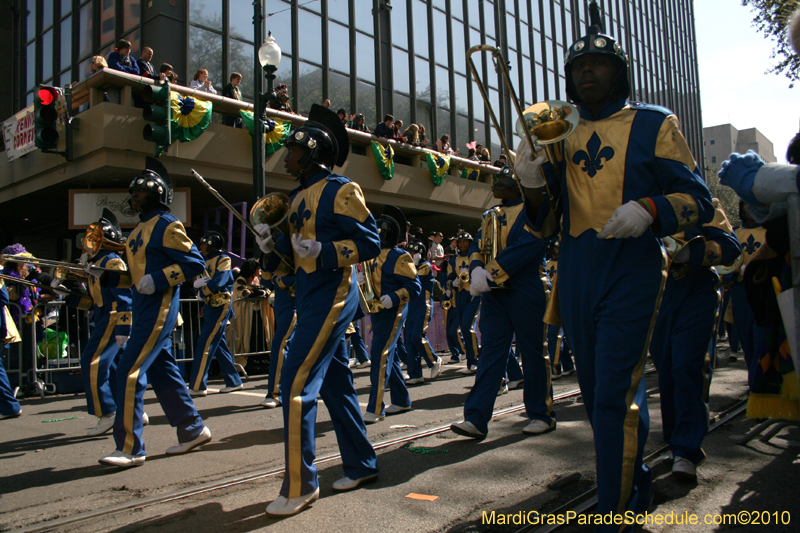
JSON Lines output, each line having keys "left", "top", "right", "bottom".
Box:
{"left": 252, "top": 26, "right": 282, "bottom": 204}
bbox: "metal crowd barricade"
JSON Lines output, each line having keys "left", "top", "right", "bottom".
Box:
{"left": 227, "top": 296, "right": 273, "bottom": 375}
{"left": 3, "top": 301, "right": 26, "bottom": 394}
{"left": 174, "top": 298, "right": 204, "bottom": 366}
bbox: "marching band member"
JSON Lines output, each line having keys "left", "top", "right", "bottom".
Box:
{"left": 188, "top": 225, "right": 243, "bottom": 396}
{"left": 98, "top": 158, "right": 211, "bottom": 467}
{"left": 649, "top": 199, "right": 741, "bottom": 480}
{"left": 363, "top": 212, "right": 421, "bottom": 422}
{"left": 260, "top": 271, "right": 295, "bottom": 409}
{"left": 451, "top": 166, "right": 554, "bottom": 439}
{"left": 403, "top": 240, "right": 442, "bottom": 385}
{"left": 517, "top": 4, "right": 713, "bottom": 528}
{"left": 447, "top": 231, "right": 480, "bottom": 373}
{"left": 545, "top": 242, "right": 574, "bottom": 379}
{"left": 229, "top": 257, "right": 271, "bottom": 371}
{"left": 63, "top": 210, "right": 132, "bottom": 435}
{"left": 438, "top": 252, "right": 463, "bottom": 364}
{"left": 0, "top": 276, "right": 22, "bottom": 419}
{"left": 256, "top": 104, "right": 380, "bottom": 516}
{"left": 347, "top": 319, "right": 370, "bottom": 368}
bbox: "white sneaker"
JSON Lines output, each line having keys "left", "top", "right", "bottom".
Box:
{"left": 266, "top": 487, "right": 320, "bottom": 517}
{"left": 363, "top": 412, "right": 385, "bottom": 424}
{"left": 189, "top": 388, "right": 207, "bottom": 397}
{"left": 523, "top": 419, "right": 555, "bottom": 435}
{"left": 220, "top": 384, "right": 244, "bottom": 393}
{"left": 385, "top": 404, "right": 411, "bottom": 415}
{"left": 450, "top": 420, "right": 486, "bottom": 439}
{"left": 355, "top": 360, "right": 371, "bottom": 369}
{"left": 348, "top": 358, "right": 356, "bottom": 368}
{"left": 260, "top": 397, "right": 282, "bottom": 409}
{"left": 497, "top": 384, "right": 508, "bottom": 396}
{"left": 142, "top": 412, "right": 150, "bottom": 426}
{"left": 430, "top": 358, "right": 443, "bottom": 379}
{"left": 402, "top": 372, "right": 410, "bottom": 380}
{"left": 401, "top": 363, "right": 407, "bottom": 370}
{"left": 406, "top": 377, "right": 425, "bottom": 385}
{"left": 671, "top": 457, "right": 697, "bottom": 479}
{"left": 462, "top": 365, "right": 477, "bottom": 375}
{"left": 87, "top": 412, "right": 116, "bottom": 436}
{"left": 0, "top": 409, "right": 22, "bottom": 420}
{"left": 165, "top": 426, "right": 212, "bottom": 455}
{"left": 99, "top": 450, "right": 145, "bottom": 467}
{"left": 332, "top": 473, "right": 378, "bottom": 492}
{"left": 507, "top": 379, "right": 524, "bottom": 390}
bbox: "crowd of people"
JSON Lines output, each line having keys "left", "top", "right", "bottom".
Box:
{"left": 4, "top": 2, "right": 800, "bottom": 531}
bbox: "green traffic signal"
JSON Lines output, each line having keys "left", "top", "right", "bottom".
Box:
{"left": 34, "top": 86, "right": 60, "bottom": 149}
{"left": 142, "top": 82, "right": 172, "bottom": 154}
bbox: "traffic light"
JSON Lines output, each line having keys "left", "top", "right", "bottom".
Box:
{"left": 142, "top": 82, "right": 172, "bottom": 155}
{"left": 34, "top": 86, "right": 60, "bottom": 150}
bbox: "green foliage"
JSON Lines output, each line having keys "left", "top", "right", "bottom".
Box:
{"left": 742, "top": 0, "right": 800, "bottom": 87}
{"left": 705, "top": 167, "right": 742, "bottom": 228}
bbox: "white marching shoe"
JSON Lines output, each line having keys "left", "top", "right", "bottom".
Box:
{"left": 165, "top": 427, "right": 212, "bottom": 455}
{"left": 523, "top": 419, "right": 555, "bottom": 435}
{"left": 260, "top": 397, "right": 282, "bottom": 409}
{"left": 430, "top": 358, "right": 443, "bottom": 379}
{"left": 98, "top": 450, "right": 145, "bottom": 467}
{"left": 189, "top": 388, "right": 207, "bottom": 397}
{"left": 385, "top": 404, "right": 411, "bottom": 415}
{"left": 220, "top": 384, "right": 244, "bottom": 393}
{"left": 142, "top": 412, "right": 150, "bottom": 426}
{"left": 266, "top": 487, "right": 320, "bottom": 517}
{"left": 671, "top": 457, "right": 697, "bottom": 480}
{"left": 87, "top": 412, "right": 116, "bottom": 436}
{"left": 450, "top": 420, "right": 486, "bottom": 439}
{"left": 363, "top": 412, "right": 385, "bottom": 424}
{"left": 332, "top": 473, "right": 378, "bottom": 492}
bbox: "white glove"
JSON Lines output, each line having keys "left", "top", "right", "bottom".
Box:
{"left": 597, "top": 201, "right": 654, "bottom": 239}
{"left": 412, "top": 253, "right": 421, "bottom": 266}
{"left": 469, "top": 266, "right": 493, "bottom": 296}
{"left": 291, "top": 233, "right": 322, "bottom": 259}
{"left": 380, "top": 294, "right": 394, "bottom": 309}
{"left": 136, "top": 274, "right": 156, "bottom": 295}
{"left": 197, "top": 291, "right": 204, "bottom": 300}
{"left": 254, "top": 223, "right": 274, "bottom": 254}
{"left": 85, "top": 263, "right": 105, "bottom": 278}
{"left": 193, "top": 276, "right": 210, "bottom": 289}
{"left": 672, "top": 246, "right": 691, "bottom": 264}
{"left": 116, "top": 335, "right": 129, "bottom": 348}
{"left": 79, "top": 253, "right": 89, "bottom": 268}
{"left": 356, "top": 271, "right": 366, "bottom": 285}
{"left": 444, "top": 289, "right": 452, "bottom": 299}
{"left": 452, "top": 277, "right": 461, "bottom": 288}
{"left": 514, "top": 138, "right": 547, "bottom": 188}
{"left": 50, "top": 278, "right": 61, "bottom": 288}
{"left": 52, "top": 284, "right": 70, "bottom": 298}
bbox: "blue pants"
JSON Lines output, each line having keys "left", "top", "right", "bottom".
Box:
{"left": 547, "top": 325, "right": 574, "bottom": 374}
{"left": 347, "top": 320, "right": 369, "bottom": 364}
{"left": 454, "top": 290, "right": 480, "bottom": 367}
{"left": 445, "top": 306, "right": 464, "bottom": 361}
{"left": 81, "top": 313, "right": 123, "bottom": 417}
{"left": 650, "top": 270, "right": 718, "bottom": 465}
{"left": 0, "top": 356, "right": 21, "bottom": 416}
{"left": 189, "top": 301, "right": 242, "bottom": 391}
{"left": 406, "top": 298, "right": 439, "bottom": 380}
{"left": 731, "top": 281, "right": 768, "bottom": 384}
{"left": 560, "top": 232, "right": 663, "bottom": 530}
{"left": 114, "top": 289, "right": 205, "bottom": 456}
{"left": 367, "top": 305, "right": 411, "bottom": 414}
{"left": 506, "top": 348, "right": 524, "bottom": 382}
{"left": 278, "top": 268, "right": 377, "bottom": 499}
{"left": 464, "top": 279, "right": 552, "bottom": 435}
{"left": 396, "top": 328, "right": 408, "bottom": 365}
{"left": 266, "top": 290, "right": 296, "bottom": 400}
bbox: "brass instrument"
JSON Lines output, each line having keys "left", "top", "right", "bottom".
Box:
{"left": 478, "top": 208, "right": 509, "bottom": 289}
{"left": 441, "top": 299, "right": 452, "bottom": 310}
{"left": 0, "top": 272, "right": 84, "bottom": 299}
{"left": 54, "top": 266, "right": 89, "bottom": 285}
{"left": 191, "top": 169, "right": 293, "bottom": 268}
{"left": 458, "top": 270, "right": 470, "bottom": 284}
{"left": 715, "top": 253, "right": 744, "bottom": 276}
{"left": 467, "top": 45, "right": 579, "bottom": 237}
{"left": 0, "top": 254, "right": 86, "bottom": 273}
{"left": 199, "top": 268, "right": 229, "bottom": 307}
{"left": 235, "top": 278, "right": 268, "bottom": 298}
{"left": 82, "top": 223, "right": 126, "bottom": 256}
{"left": 356, "top": 262, "right": 382, "bottom": 314}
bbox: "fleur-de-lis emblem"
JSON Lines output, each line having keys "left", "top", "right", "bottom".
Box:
{"left": 120, "top": 315, "right": 130, "bottom": 323}
{"left": 129, "top": 231, "right": 144, "bottom": 255}
{"left": 491, "top": 268, "right": 500, "bottom": 277}
{"left": 679, "top": 205, "right": 695, "bottom": 222}
{"left": 340, "top": 246, "right": 354, "bottom": 258}
{"left": 706, "top": 250, "right": 719, "bottom": 264}
{"left": 547, "top": 266, "right": 556, "bottom": 279}
{"left": 743, "top": 234, "right": 761, "bottom": 255}
{"left": 400, "top": 294, "right": 408, "bottom": 302}
{"left": 572, "top": 132, "right": 614, "bottom": 177}
{"left": 170, "top": 271, "right": 180, "bottom": 280}
{"left": 290, "top": 199, "right": 312, "bottom": 232}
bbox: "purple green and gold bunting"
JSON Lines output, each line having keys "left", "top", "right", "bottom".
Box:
{"left": 426, "top": 152, "right": 450, "bottom": 186}
{"left": 371, "top": 140, "right": 395, "bottom": 180}
{"left": 240, "top": 111, "right": 292, "bottom": 155}
{"left": 461, "top": 167, "right": 481, "bottom": 181}
{"left": 170, "top": 92, "right": 212, "bottom": 142}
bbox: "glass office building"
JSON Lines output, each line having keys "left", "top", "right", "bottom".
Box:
{"left": 9, "top": 0, "right": 703, "bottom": 161}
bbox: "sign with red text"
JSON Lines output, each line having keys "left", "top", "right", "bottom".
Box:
{"left": 2, "top": 105, "right": 36, "bottom": 161}
{"left": 69, "top": 188, "right": 192, "bottom": 229}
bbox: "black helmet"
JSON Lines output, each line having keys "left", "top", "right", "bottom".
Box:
{"left": 564, "top": 1, "right": 630, "bottom": 105}
{"left": 285, "top": 103, "right": 350, "bottom": 178}
{"left": 200, "top": 224, "right": 227, "bottom": 255}
{"left": 491, "top": 165, "right": 518, "bottom": 192}
{"left": 376, "top": 215, "right": 400, "bottom": 248}
{"left": 406, "top": 240, "right": 427, "bottom": 258}
{"left": 456, "top": 229, "right": 473, "bottom": 243}
{"left": 98, "top": 208, "right": 124, "bottom": 244}
{"left": 129, "top": 156, "right": 173, "bottom": 208}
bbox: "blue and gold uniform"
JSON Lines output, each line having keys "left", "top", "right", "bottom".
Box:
{"left": 263, "top": 273, "right": 296, "bottom": 406}
{"left": 405, "top": 259, "right": 440, "bottom": 380}
{"left": 438, "top": 258, "right": 463, "bottom": 362}
{"left": 545, "top": 258, "right": 574, "bottom": 377}
{"left": 105, "top": 208, "right": 207, "bottom": 457}
{"left": 462, "top": 198, "right": 553, "bottom": 435}
{"left": 649, "top": 198, "right": 741, "bottom": 468}
{"left": 263, "top": 169, "right": 381, "bottom": 500}
{"left": 0, "top": 279, "right": 22, "bottom": 417}
{"left": 365, "top": 247, "right": 420, "bottom": 415}
{"left": 730, "top": 221, "right": 768, "bottom": 376}
{"left": 189, "top": 252, "right": 242, "bottom": 392}
{"left": 66, "top": 250, "right": 132, "bottom": 417}
{"left": 541, "top": 99, "right": 714, "bottom": 519}
{"left": 447, "top": 250, "right": 480, "bottom": 368}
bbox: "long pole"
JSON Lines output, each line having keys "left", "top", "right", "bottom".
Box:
{"left": 252, "top": 1, "right": 265, "bottom": 204}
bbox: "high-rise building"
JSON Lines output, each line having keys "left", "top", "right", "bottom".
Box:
{"left": 5, "top": 0, "right": 703, "bottom": 158}
{"left": 703, "top": 123, "right": 777, "bottom": 170}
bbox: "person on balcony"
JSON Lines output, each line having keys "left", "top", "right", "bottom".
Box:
{"left": 107, "top": 39, "right": 140, "bottom": 76}
{"left": 190, "top": 69, "right": 217, "bottom": 95}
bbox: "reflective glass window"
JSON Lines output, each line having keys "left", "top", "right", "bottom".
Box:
{"left": 329, "top": 0, "right": 349, "bottom": 24}
{"left": 471, "top": 82, "right": 484, "bottom": 122}
{"left": 59, "top": 68, "right": 71, "bottom": 87}
{"left": 391, "top": 0, "right": 408, "bottom": 50}
{"left": 61, "top": 16, "right": 72, "bottom": 71}
{"left": 356, "top": 32, "right": 375, "bottom": 83}
{"left": 274, "top": 55, "right": 293, "bottom": 94}
{"left": 456, "top": 114, "right": 469, "bottom": 155}
{"left": 297, "top": 61, "right": 322, "bottom": 115}
{"left": 469, "top": 27, "right": 481, "bottom": 49}
{"left": 78, "top": 57, "right": 91, "bottom": 83}
{"left": 26, "top": 91, "right": 34, "bottom": 106}
{"left": 188, "top": 26, "right": 223, "bottom": 91}
{"left": 472, "top": 119, "right": 486, "bottom": 148}
{"left": 412, "top": 1, "right": 428, "bottom": 60}
{"left": 454, "top": 73, "right": 468, "bottom": 115}
{"left": 100, "top": 1, "right": 116, "bottom": 46}
{"left": 42, "top": 29, "right": 53, "bottom": 83}
{"left": 484, "top": 1, "right": 495, "bottom": 38}
{"left": 229, "top": 39, "right": 254, "bottom": 97}
{"left": 432, "top": 0, "right": 446, "bottom": 10}
{"left": 231, "top": 2, "right": 255, "bottom": 41}
{"left": 436, "top": 107, "right": 451, "bottom": 145}
{"left": 123, "top": 0, "right": 140, "bottom": 33}
{"left": 416, "top": 103, "right": 432, "bottom": 145}
{"left": 415, "top": 56, "right": 430, "bottom": 102}
{"left": 266, "top": 3, "right": 292, "bottom": 57}
{"left": 507, "top": 18, "right": 517, "bottom": 51}
{"left": 78, "top": 3, "right": 92, "bottom": 59}
{"left": 432, "top": 8, "right": 448, "bottom": 66}
{"left": 394, "top": 93, "right": 411, "bottom": 126}
{"left": 393, "top": 47, "right": 409, "bottom": 95}
{"left": 452, "top": 20, "right": 466, "bottom": 74}
{"left": 123, "top": 28, "right": 141, "bottom": 57}
{"left": 355, "top": 0, "right": 372, "bottom": 32}
{"left": 329, "top": 23, "right": 350, "bottom": 74}
{"left": 547, "top": 70, "right": 556, "bottom": 99}
{"left": 62, "top": 0, "right": 72, "bottom": 18}
{"left": 26, "top": 41, "right": 35, "bottom": 90}
{"left": 522, "top": 58, "right": 533, "bottom": 106}
{"left": 535, "top": 66, "right": 545, "bottom": 103}
{"left": 356, "top": 80, "right": 377, "bottom": 125}
{"left": 533, "top": 30, "right": 542, "bottom": 64}
{"left": 435, "top": 65, "right": 449, "bottom": 109}
{"left": 43, "top": 1, "right": 53, "bottom": 29}
{"left": 329, "top": 71, "right": 351, "bottom": 115}
{"left": 304, "top": 0, "right": 320, "bottom": 14}
{"left": 191, "top": 0, "right": 222, "bottom": 31}
{"left": 298, "top": 10, "right": 322, "bottom": 65}
{"left": 451, "top": 0, "right": 463, "bottom": 20}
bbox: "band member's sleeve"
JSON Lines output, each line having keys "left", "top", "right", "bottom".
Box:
{"left": 469, "top": 225, "right": 485, "bottom": 271}
{"left": 65, "top": 294, "right": 94, "bottom": 311}
{"left": 681, "top": 199, "right": 742, "bottom": 267}
{"left": 445, "top": 258, "right": 457, "bottom": 291}
{"left": 319, "top": 182, "right": 381, "bottom": 270}
{"left": 641, "top": 115, "right": 714, "bottom": 236}
{"left": 389, "top": 252, "right": 421, "bottom": 308}
{"left": 261, "top": 232, "right": 295, "bottom": 277}
{"left": 153, "top": 220, "right": 206, "bottom": 290}
{"left": 486, "top": 211, "right": 544, "bottom": 285}
{"left": 205, "top": 256, "right": 233, "bottom": 294}
{"left": 417, "top": 263, "right": 432, "bottom": 277}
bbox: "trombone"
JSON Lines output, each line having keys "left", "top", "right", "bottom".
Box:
{"left": 191, "top": 169, "right": 293, "bottom": 269}
{"left": 82, "top": 223, "right": 127, "bottom": 256}
{"left": 0, "top": 272, "right": 85, "bottom": 299}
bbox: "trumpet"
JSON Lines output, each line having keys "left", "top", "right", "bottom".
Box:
{"left": 191, "top": 169, "right": 293, "bottom": 268}
{"left": 54, "top": 266, "right": 89, "bottom": 285}
{"left": 441, "top": 299, "right": 452, "bottom": 310}
{"left": 478, "top": 209, "right": 509, "bottom": 289}
{"left": 356, "top": 262, "right": 382, "bottom": 314}
{"left": 467, "top": 45, "right": 579, "bottom": 238}
{"left": 458, "top": 270, "right": 470, "bottom": 284}
{"left": 82, "top": 223, "right": 126, "bottom": 256}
